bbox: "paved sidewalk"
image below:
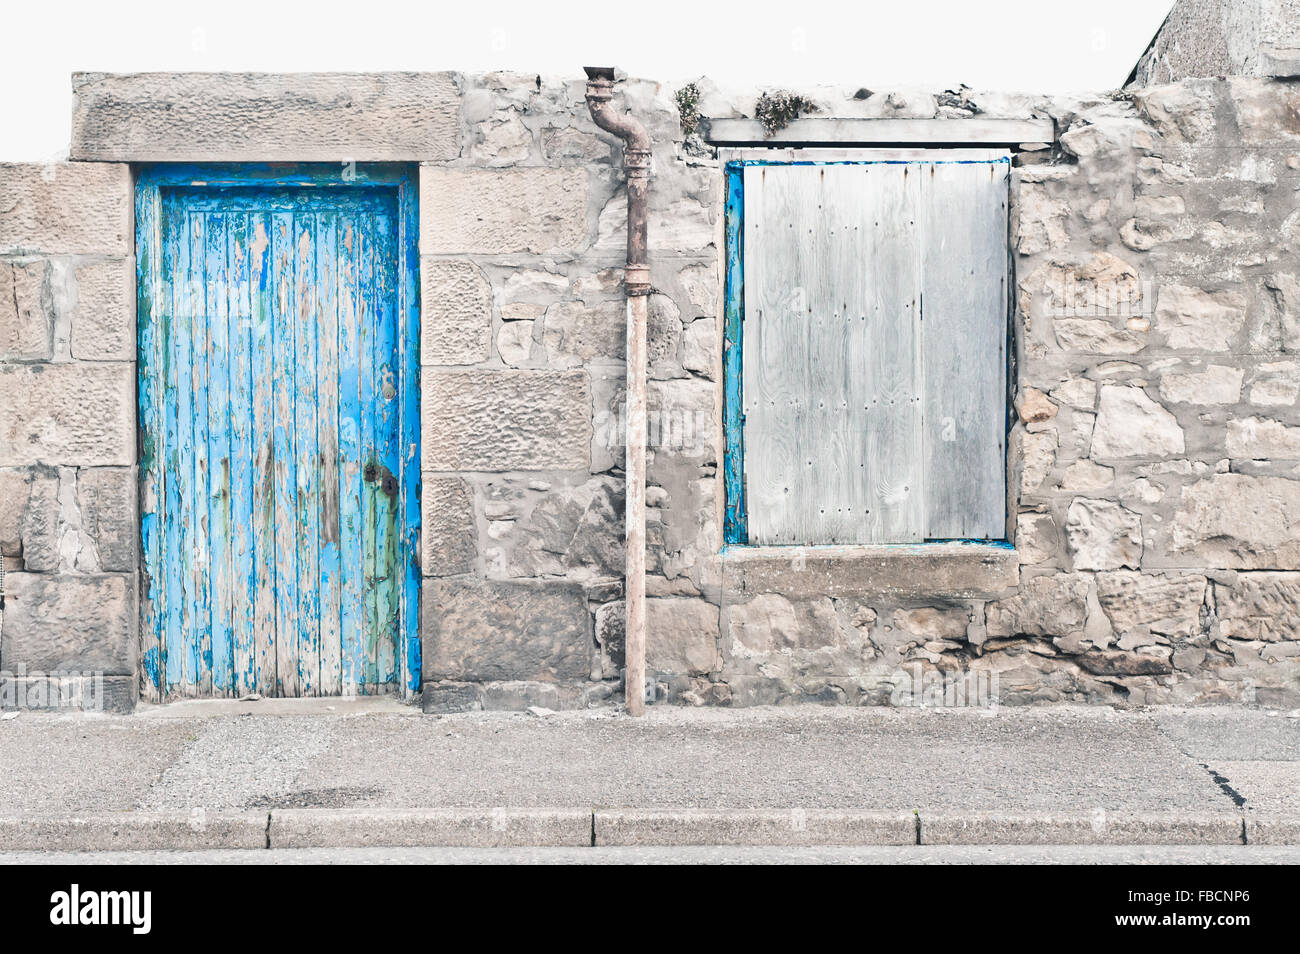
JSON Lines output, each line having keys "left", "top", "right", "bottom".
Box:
{"left": 1, "top": 703, "right": 1297, "bottom": 849}
{"left": 7, "top": 845, "right": 1300, "bottom": 865}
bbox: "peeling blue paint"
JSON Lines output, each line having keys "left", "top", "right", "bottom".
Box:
{"left": 722, "top": 163, "right": 747, "bottom": 545}
{"left": 136, "top": 164, "right": 421, "bottom": 701}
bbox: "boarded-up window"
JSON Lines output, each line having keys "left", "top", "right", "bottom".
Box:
{"left": 724, "top": 154, "right": 1009, "bottom": 545}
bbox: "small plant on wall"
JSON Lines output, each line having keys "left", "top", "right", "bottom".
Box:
{"left": 754, "top": 90, "right": 819, "bottom": 135}
{"left": 674, "top": 82, "right": 702, "bottom": 136}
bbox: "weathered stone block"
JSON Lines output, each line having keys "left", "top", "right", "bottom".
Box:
{"left": 68, "top": 259, "right": 132, "bottom": 361}
{"left": 422, "top": 577, "right": 590, "bottom": 682}
{"left": 0, "top": 469, "right": 39, "bottom": 559}
{"left": 1154, "top": 285, "right": 1247, "bottom": 351}
{"left": 71, "top": 72, "right": 460, "bottom": 161}
{"left": 724, "top": 543, "right": 1018, "bottom": 602}
{"left": 1066, "top": 498, "right": 1142, "bottom": 571}
{"left": 0, "top": 163, "right": 130, "bottom": 256}
{"left": 1095, "top": 571, "right": 1206, "bottom": 640}
{"left": 0, "top": 363, "right": 133, "bottom": 466}
{"left": 487, "top": 475, "right": 623, "bottom": 580}
{"left": 681, "top": 317, "right": 716, "bottom": 378}
{"left": 542, "top": 300, "right": 624, "bottom": 368}
{"left": 1227, "top": 416, "right": 1300, "bottom": 458}
{"left": 422, "top": 370, "right": 591, "bottom": 471}
{"left": 1228, "top": 77, "right": 1300, "bottom": 144}
{"left": 0, "top": 674, "right": 136, "bottom": 713}
{"left": 420, "top": 260, "right": 491, "bottom": 365}
{"left": 1263, "top": 274, "right": 1300, "bottom": 353}
{"left": 595, "top": 599, "right": 626, "bottom": 676}
{"left": 76, "top": 467, "right": 136, "bottom": 572}
{"left": 420, "top": 168, "right": 588, "bottom": 254}
{"left": 497, "top": 320, "right": 535, "bottom": 366}
{"left": 595, "top": 183, "right": 716, "bottom": 255}
{"left": 421, "top": 681, "right": 483, "bottom": 713}
{"left": 1052, "top": 318, "right": 1146, "bottom": 354}
{"left": 647, "top": 377, "right": 717, "bottom": 464}
{"left": 0, "top": 573, "right": 135, "bottom": 674}
{"left": 1132, "top": 82, "right": 1216, "bottom": 145}
{"left": 1077, "top": 650, "right": 1173, "bottom": 677}
{"left": 0, "top": 260, "right": 51, "bottom": 359}
{"left": 728, "top": 593, "right": 834, "bottom": 653}
{"left": 1015, "top": 182, "right": 1069, "bottom": 255}
{"left": 1019, "top": 428, "right": 1057, "bottom": 492}
{"left": 1214, "top": 572, "right": 1300, "bottom": 640}
{"left": 986, "top": 574, "right": 1090, "bottom": 637}
{"left": 1160, "top": 365, "right": 1243, "bottom": 405}
{"left": 421, "top": 476, "right": 477, "bottom": 577}
{"left": 1168, "top": 474, "right": 1300, "bottom": 568}
{"left": 0, "top": 469, "right": 57, "bottom": 569}
{"left": 1015, "top": 511, "right": 1059, "bottom": 565}
{"left": 1248, "top": 361, "right": 1300, "bottom": 406}
{"left": 647, "top": 597, "right": 720, "bottom": 675}
{"left": 1091, "top": 386, "right": 1185, "bottom": 459}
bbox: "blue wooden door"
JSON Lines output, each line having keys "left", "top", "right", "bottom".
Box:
{"left": 136, "top": 166, "right": 420, "bottom": 701}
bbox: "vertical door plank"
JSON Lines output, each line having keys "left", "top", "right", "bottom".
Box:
{"left": 229, "top": 212, "right": 259, "bottom": 696}
{"left": 372, "top": 209, "right": 400, "bottom": 687}
{"left": 742, "top": 165, "right": 810, "bottom": 545}
{"left": 161, "top": 199, "right": 183, "bottom": 691}
{"left": 825, "top": 166, "right": 873, "bottom": 544}
{"left": 795, "top": 166, "right": 857, "bottom": 543}
{"left": 862, "top": 164, "right": 924, "bottom": 543}
{"left": 922, "top": 159, "right": 1008, "bottom": 539}
{"left": 206, "top": 212, "right": 233, "bottom": 694}
{"left": 317, "top": 210, "right": 343, "bottom": 696}
{"left": 138, "top": 191, "right": 168, "bottom": 699}
{"left": 397, "top": 194, "right": 422, "bottom": 696}
{"left": 271, "top": 212, "right": 299, "bottom": 697}
{"left": 250, "top": 212, "right": 277, "bottom": 696}
{"left": 294, "top": 213, "right": 321, "bottom": 695}
{"left": 358, "top": 213, "right": 380, "bottom": 692}
{"left": 137, "top": 192, "right": 163, "bottom": 699}
{"left": 337, "top": 213, "right": 366, "bottom": 695}
{"left": 192, "top": 211, "right": 214, "bottom": 693}
{"left": 173, "top": 209, "right": 199, "bottom": 692}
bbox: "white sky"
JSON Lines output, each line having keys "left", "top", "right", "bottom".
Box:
{"left": 2, "top": 0, "right": 1173, "bottom": 161}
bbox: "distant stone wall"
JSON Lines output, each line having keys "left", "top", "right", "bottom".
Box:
{"left": 1129, "top": 0, "right": 1300, "bottom": 85}
{"left": 5, "top": 70, "right": 1298, "bottom": 711}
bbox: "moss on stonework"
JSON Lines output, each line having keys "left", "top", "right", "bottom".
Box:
{"left": 674, "top": 82, "right": 701, "bottom": 136}
{"left": 754, "top": 90, "right": 819, "bottom": 135}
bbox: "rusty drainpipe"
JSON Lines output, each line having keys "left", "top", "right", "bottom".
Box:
{"left": 584, "top": 66, "right": 650, "bottom": 716}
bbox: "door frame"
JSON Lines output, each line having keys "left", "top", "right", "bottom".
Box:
{"left": 134, "top": 163, "right": 422, "bottom": 702}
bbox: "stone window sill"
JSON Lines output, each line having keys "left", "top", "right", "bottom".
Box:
{"left": 718, "top": 542, "right": 1019, "bottom": 601}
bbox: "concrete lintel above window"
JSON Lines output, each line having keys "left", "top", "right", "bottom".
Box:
{"left": 702, "top": 116, "right": 1055, "bottom": 147}
{"left": 719, "top": 542, "right": 1019, "bottom": 601}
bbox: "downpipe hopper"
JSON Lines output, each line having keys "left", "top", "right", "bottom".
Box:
{"left": 583, "top": 66, "right": 651, "bottom": 296}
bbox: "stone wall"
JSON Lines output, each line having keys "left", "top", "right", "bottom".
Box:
{"left": 421, "top": 72, "right": 1300, "bottom": 711}
{"left": 417, "top": 73, "right": 719, "bottom": 711}
{"left": 0, "top": 161, "right": 137, "bottom": 711}
{"left": 4, "top": 69, "right": 1298, "bottom": 711}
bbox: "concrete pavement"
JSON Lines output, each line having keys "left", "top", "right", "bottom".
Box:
{"left": 6, "top": 844, "right": 1300, "bottom": 864}
{"left": 0, "top": 703, "right": 1297, "bottom": 851}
